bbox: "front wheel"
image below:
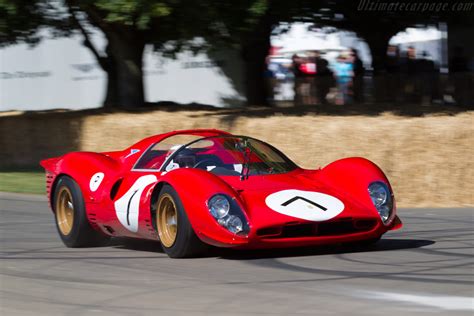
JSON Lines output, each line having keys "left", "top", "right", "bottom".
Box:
{"left": 155, "top": 184, "right": 208, "bottom": 258}
{"left": 53, "top": 176, "right": 109, "bottom": 247}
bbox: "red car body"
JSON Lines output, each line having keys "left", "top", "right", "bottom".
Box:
{"left": 41, "top": 129, "right": 402, "bottom": 252}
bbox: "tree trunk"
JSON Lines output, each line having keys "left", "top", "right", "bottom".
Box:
{"left": 367, "top": 36, "right": 391, "bottom": 74}
{"left": 242, "top": 45, "right": 270, "bottom": 106}
{"left": 360, "top": 27, "right": 402, "bottom": 103}
{"left": 105, "top": 33, "right": 146, "bottom": 108}
{"left": 102, "top": 44, "right": 119, "bottom": 108}
{"left": 67, "top": 7, "right": 145, "bottom": 109}
{"left": 241, "top": 16, "right": 272, "bottom": 106}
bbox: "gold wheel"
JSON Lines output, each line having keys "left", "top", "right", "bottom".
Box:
{"left": 157, "top": 193, "right": 178, "bottom": 248}
{"left": 56, "top": 186, "right": 74, "bottom": 236}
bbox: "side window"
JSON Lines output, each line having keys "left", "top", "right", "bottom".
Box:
{"left": 133, "top": 135, "right": 202, "bottom": 170}
{"left": 134, "top": 146, "right": 168, "bottom": 169}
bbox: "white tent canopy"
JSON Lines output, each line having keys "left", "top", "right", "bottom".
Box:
{"left": 390, "top": 27, "right": 442, "bottom": 44}
{"left": 272, "top": 23, "right": 347, "bottom": 55}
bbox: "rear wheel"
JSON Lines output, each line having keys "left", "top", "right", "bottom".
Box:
{"left": 156, "top": 184, "right": 208, "bottom": 258}
{"left": 53, "top": 176, "right": 109, "bottom": 247}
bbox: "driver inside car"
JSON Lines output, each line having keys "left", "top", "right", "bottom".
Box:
{"left": 174, "top": 149, "right": 196, "bottom": 168}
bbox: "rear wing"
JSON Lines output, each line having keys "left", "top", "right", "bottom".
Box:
{"left": 40, "top": 157, "right": 61, "bottom": 173}
{"left": 39, "top": 157, "right": 62, "bottom": 208}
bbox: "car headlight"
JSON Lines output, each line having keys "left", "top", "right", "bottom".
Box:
{"left": 368, "top": 181, "right": 393, "bottom": 223}
{"left": 208, "top": 195, "right": 230, "bottom": 219}
{"left": 223, "top": 215, "right": 243, "bottom": 234}
{"left": 207, "top": 194, "right": 249, "bottom": 235}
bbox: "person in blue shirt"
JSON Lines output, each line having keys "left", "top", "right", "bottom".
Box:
{"left": 333, "top": 52, "right": 354, "bottom": 105}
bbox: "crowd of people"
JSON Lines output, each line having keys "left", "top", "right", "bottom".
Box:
{"left": 383, "top": 45, "right": 438, "bottom": 104}
{"left": 290, "top": 48, "right": 365, "bottom": 106}
{"left": 382, "top": 45, "right": 471, "bottom": 106}
{"left": 266, "top": 45, "right": 472, "bottom": 107}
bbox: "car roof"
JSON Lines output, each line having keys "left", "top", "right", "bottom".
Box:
{"left": 127, "top": 129, "right": 232, "bottom": 152}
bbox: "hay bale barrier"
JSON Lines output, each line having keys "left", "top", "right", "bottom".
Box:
{"left": 1, "top": 108, "right": 472, "bottom": 207}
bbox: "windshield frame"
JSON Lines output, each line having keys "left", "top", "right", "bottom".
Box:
{"left": 159, "top": 135, "right": 299, "bottom": 175}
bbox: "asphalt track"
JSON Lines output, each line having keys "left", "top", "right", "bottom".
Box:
{"left": 1, "top": 192, "right": 473, "bottom": 315}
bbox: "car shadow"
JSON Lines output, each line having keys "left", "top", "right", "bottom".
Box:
{"left": 108, "top": 237, "right": 435, "bottom": 260}
{"left": 109, "top": 238, "right": 165, "bottom": 253}
{"left": 215, "top": 238, "right": 435, "bottom": 260}
{"left": 109, "top": 238, "right": 218, "bottom": 258}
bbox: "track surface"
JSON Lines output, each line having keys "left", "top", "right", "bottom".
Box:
{"left": 1, "top": 192, "right": 473, "bottom": 315}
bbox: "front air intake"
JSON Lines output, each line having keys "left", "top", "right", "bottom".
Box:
{"left": 257, "top": 219, "right": 377, "bottom": 239}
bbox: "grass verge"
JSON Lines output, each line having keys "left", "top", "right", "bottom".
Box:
{"left": 0, "top": 170, "right": 45, "bottom": 195}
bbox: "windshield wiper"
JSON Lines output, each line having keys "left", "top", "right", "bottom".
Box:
{"left": 238, "top": 138, "right": 252, "bottom": 181}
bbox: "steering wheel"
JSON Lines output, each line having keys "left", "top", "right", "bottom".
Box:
{"left": 193, "top": 159, "right": 223, "bottom": 170}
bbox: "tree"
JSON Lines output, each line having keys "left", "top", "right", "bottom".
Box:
{"left": 5, "top": 1, "right": 470, "bottom": 109}
{"left": 0, "top": 0, "right": 50, "bottom": 46}
{"left": 201, "top": 0, "right": 273, "bottom": 106}
{"left": 65, "top": 0, "right": 180, "bottom": 108}
{"left": 0, "top": 0, "right": 172, "bottom": 108}
{"left": 202, "top": 0, "right": 319, "bottom": 106}
{"left": 1, "top": 0, "right": 278, "bottom": 108}
{"left": 62, "top": 0, "right": 261, "bottom": 108}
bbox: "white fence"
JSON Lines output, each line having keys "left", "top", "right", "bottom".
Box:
{"left": 0, "top": 31, "right": 243, "bottom": 111}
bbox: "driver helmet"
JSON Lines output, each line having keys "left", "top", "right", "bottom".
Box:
{"left": 174, "top": 148, "right": 196, "bottom": 168}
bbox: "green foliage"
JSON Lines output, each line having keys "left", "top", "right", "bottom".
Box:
{"left": 93, "top": 0, "right": 172, "bottom": 30}
{"left": 245, "top": 0, "right": 269, "bottom": 26}
{"left": 0, "top": 0, "right": 45, "bottom": 46}
{"left": 0, "top": 0, "right": 313, "bottom": 52}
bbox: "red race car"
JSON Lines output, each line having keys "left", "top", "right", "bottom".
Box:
{"left": 40, "top": 129, "right": 402, "bottom": 258}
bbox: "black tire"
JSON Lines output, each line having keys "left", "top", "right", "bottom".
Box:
{"left": 156, "top": 184, "right": 208, "bottom": 258}
{"left": 53, "top": 176, "right": 109, "bottom": 247}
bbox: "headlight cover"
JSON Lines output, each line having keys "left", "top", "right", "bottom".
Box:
{"left": 208, "top": 195, "right": 230, "bottom": 219}
{"left": 207, "top": 194, "right": 249, "bottom": 236}
{"left": 368, "top": 181, "right": 393, "bottom": 223}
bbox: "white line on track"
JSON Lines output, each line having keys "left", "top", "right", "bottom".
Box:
{"left": 362, "top": 291, "right": 474, "bottom": 311}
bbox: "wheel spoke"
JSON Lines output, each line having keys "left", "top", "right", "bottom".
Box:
{"left": 157, "top": 194, "right": 178, "bottom": 248}
{"left": 56, "top": 187, "right": 74, "bottom": 235}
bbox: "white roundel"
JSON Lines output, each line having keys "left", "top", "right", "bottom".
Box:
{"left": 114, "top": 175, "right": 158, "bottom": 232}
{"left": 89, "top": 172, "right": 105, "bottom": 192}
{"left": 265, "top": 189, "right": 345, "bottom": 221}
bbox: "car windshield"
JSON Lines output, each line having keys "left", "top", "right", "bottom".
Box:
{"left": 161, "top": 136, "right": 298, "bottom": 176}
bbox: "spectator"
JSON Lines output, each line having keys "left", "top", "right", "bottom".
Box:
{"left": 291, "top": 54, "right": 313, "bottom": 106}
{"left": 449, "top": 46, "right": 470, "bottom": 106}
{"left": 350, "top": 48, "right": 365, "bottom": 103}
{"left": 385, "top": 45, "right": 401, "bottom": 103}
{"left": 306, "top": 51, "right": 319, "bottom": 105}
{"left": 333, "top": 52, "right": 354, "bottom": 105}
{"left": 264, "top": 56, "right": 277, "bottom": 104}
{"left": 291, "top": 54, "right": 305, "bottom": 106}
{"left": 418, "top": 51, "right": 437, "bottom": 105}
{"left": 386, "top": 45, "right": 401, "bottom": 73}
{"left": 314, "top": 51, "right": 332, "bottom": 104}
{"left": 402, "top": 46, "right": 421, "bottom": 103}
{"left": 450, "top": 46, "right": 468, "bottom": 73}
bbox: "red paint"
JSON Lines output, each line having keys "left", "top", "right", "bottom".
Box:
{"left": 40, "top": 129, "right": 401, "bottom": 249}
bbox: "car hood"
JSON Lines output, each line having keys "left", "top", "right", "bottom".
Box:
{"left": 220, "top": 169, "right": 379, "bottom": 230}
